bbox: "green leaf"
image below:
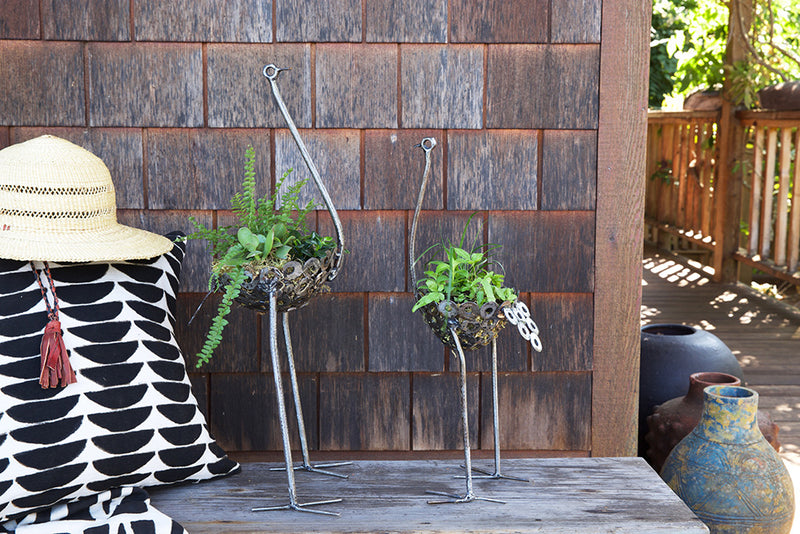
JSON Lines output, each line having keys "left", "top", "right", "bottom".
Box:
{"left": 412, "top": 291, "right": 443, "bottom": 312}
{"left": 237, "top": 227, "right": 259, "bottom": 251}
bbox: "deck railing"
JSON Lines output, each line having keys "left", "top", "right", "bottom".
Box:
{"left": 645, "top": 110, "right": 800, "bottom": 285}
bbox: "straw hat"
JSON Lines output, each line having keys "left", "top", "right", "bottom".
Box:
{"left": 0, "top": 135, "right": 172, "bottom": 262}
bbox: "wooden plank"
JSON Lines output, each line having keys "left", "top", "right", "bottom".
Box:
{"left": 480, "top": 372, "right": 592, "bottom": 450}
{"left": 670, "top": 123, "right": 682, "bottom": 226}
{"left": 677, "top": 123, "right": 690, "bottom": 230}
{"left": 749, "top": 126, "right": 765, "bottom": 255}
{"left": 775, "top": 128, "right": 792, "bottom": 266}
{"left": 541, "top": 129, "right": 597, "bottom": 210}
{"left": 412, "top": 373, "right": 480, "bottom": 450}
{"left": 649, "top": 110, "right": 720, "bottom": 122}
{"left": 760, "top": 128, "right": 778, "bottom": 258}
{"left": 529, "top": 293, "right": 593, "bottom": 372}
{"left": 447, "top": 129, "right": 539, "bottom": 210}
{"left": 699, "top": 122, "right": 714, "bottom": 238}
{"left": 593, "top": 0, "right": 649, "bottom": 457}
{"left": 148, "top": 459, "right": 709, "bottom": 533}
{"left": 319, "top": 374, "right": 411, "bottom": 451}
{"left": 790, "top": 128, "right": 800, "bottom": 272}
{"left": 787, "top": 128, "right": 800, "bottom": 272}
{"left": 449, "top": 0, "right": 549, "bottom": 43}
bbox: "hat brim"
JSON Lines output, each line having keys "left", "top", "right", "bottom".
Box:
{"left": 0, "top": 224, "right": 174, "bottom": 263}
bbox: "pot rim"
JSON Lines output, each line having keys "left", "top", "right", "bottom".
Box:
{"left": 641, "top": 323, "right": 696, "bottom": 336}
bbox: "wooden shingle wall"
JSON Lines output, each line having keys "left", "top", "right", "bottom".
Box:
{"left": 0, "top": 0, "right": 648, "bottom": 457}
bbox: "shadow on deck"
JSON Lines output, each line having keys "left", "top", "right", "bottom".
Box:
{"left": 641, "top": 245, "right": 800, "bottom": 530}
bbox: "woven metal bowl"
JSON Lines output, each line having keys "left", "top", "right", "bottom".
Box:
{"left": 416, "top": 293, "right": 510, "bottom": 351}
{"left": 217, "top": 248, "right": 336, "bottom": 314}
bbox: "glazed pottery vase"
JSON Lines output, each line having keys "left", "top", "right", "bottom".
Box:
{"left": 645, "top": 372, "right": 780, "bottom": 472}
{"left": 639, "top": 324, "right": 743, "bottom": 454}
{"left": 661, "top": 385, "right": 794, "bottom": 533}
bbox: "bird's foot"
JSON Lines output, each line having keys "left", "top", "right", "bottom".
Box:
{"left": 252, "top": 497, "right": 342, "bottom": 516}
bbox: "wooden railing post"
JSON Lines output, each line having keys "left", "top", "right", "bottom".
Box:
{"left": 712, "top": 0, "right": 750, "bottom": 283}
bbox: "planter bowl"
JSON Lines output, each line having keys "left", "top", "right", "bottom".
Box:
{"left": 218, "top": 248, "right": 336, "bottom": 314}
{"left": 417, "top": 294, "right": 510, "bottom": 350}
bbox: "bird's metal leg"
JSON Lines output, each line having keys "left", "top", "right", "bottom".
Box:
{"left": 252, "top": 289, "right": 341, "bottom": 516}
{"left": 269, "top": 312, "right": 350, "bottom": 479}
{"left": 464, "top": 338, "right": 530, "bottom": 483}
{"left": 426, "top": 325, "right": 504, "bottom": 505}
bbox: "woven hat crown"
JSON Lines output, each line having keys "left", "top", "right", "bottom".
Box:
{"left": 0, "top": 135, "right": 171, "bottom": 262}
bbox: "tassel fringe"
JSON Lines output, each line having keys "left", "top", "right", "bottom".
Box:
{"left": 39, "top": 319, "right": 76, "bottom": 388}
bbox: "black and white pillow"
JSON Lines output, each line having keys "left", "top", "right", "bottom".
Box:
{"left": 0, "top": 235, "right": 238, "bottom": 523}
{"left": 1, "top": 487, "right": 186, "bottom": 534}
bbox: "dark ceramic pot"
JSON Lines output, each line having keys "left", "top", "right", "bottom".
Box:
{"left": 638, "top": 324, "right": 744, "bottom": 455}
{"left": 645, "top": 372, "right": 780, "bottom": 472}
{"left": 661, "top": 385, "right": 794, "bottom": 533}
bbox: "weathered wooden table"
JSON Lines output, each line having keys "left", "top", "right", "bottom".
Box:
{"left": 149, "top": 458, "right": 709, "bottom": 533}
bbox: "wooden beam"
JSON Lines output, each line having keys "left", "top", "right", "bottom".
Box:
{"left": 712, "top": 0, "right": 751, "bottom": 282}
{"left": 593, "top": 0, "right": 649, "bottom": 457}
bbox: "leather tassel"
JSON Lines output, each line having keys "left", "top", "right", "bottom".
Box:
{"left": 39, "top": 319, "right": 76, "bottom": 388}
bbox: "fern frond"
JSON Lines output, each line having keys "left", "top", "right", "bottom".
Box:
{"left": 195, "top": 266, "right": 246, "bottom": 368}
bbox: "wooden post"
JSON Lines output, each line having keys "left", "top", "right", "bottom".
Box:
{"left": 712, "top": 0, "right": 751, "bottom": 282}
{"left": 593, "top": 0, "right": 649, "bottom": 457}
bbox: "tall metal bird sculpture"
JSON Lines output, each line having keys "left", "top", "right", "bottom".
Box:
{"left": 409, "top": 138, "right": 543, "bottom": 504}
{"left": 242, "top": 64, "right": 349, "bottom": 515}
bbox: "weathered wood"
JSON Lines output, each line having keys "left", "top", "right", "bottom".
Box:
{"left": 365, "top": 0, "right": 447, "bottom": 43}
{"left": 789, "top": 128, "right": 800, "bottom": 272}
{"left": 275, "top": 293, "right": 366, "bottom": 373}
{"left": 748, "top": 126, "right": 765, "bottom": 255}
{"left": 486, "top": 44, "right": 600, "bottom": 129}
{"left": 447, "top": 129, "right": 538, "bottom": 210}
{"left": 480, "top": 372, "right": 592, "bottom": 450}
{"left": 711, "top": 1, "right": 749, "bottom": 283}
{"left": 529, "top": 293, "right": 593, "bottom": 372}
{"left": 760, "top": 128, "right": 778, "bottom": 258}
{"left": 208, "top": 373, "right": 319, "bottom": 452}
{"left": 488, "top": 211, "right": 595, "bottom": 293}
{"left": 148, "top": 459, "right": 708, "bottom": 533}
{"left": 368, "top": 293, "right": 444, "bottom": 372}
{"left": 275, "top": 0, "right": 361, "bottom": 42}
{"left": 592, "top": 0, "right": 649, "bottom": 457}
{"left": 412, "top": 373, "right": 480, "bottom": 450}
{"left": 449, "top": 0, "right": 549, "bottom": 43}
{"left": 319, "top": 374, "right": 411, "bottom": 450}
{"left": 775, "top": 128, "right": 793, "bottom": 266}
{"left": 541, "top": 129, "right": 597, "bottom": 210}
{"left": 275, "top": 128, "right": 360, "bottom": 210}
{"left": 400, "top": 45, "right": 484, "bottom": 129}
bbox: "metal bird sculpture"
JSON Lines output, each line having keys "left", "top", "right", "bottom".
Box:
{"left": 409, "top": 137, "right": 543, "bottom": 504}
{"left": 244, "top": 64, "right": 349, "bottom": 516}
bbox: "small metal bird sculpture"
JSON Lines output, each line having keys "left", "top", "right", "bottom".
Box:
{"left": 409, "top": 137, "right": 543, "bottom": 504}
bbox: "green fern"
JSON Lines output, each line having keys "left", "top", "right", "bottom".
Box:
{"left": 186, "top": 145, "right": 336, "bottom": 368}
{"left": 195, "top": 266, "right": 246, "bottom": 368}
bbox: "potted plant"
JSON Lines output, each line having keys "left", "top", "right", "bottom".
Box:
{"left": 186, "top": 146, "right": 336, "bottom": 367}
{"left": 411, "top": 214, "right": 518, "bottom": 351}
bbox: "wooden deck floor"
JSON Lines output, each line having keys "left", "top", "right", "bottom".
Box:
{"left": 641, "top": 246, "right": 800, "bottom": 531}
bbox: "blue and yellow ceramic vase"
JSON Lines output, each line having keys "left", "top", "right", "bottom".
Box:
{"left": 661, "top": 385, "right": 794, "bottom": 533}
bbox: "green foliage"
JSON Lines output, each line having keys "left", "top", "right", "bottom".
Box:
{"left": 412, "top": 215, "right": 517, "bottom": 314}
{"left": 194, "top": 266, "right": 245, "bottom": 368}
{"left": 186, "top": 146, "right": 335, "bottom": 367}
{"left": 650, "top": 0, "right": 800, "bottom": 108}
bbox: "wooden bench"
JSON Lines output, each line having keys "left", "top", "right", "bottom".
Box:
{"left": 148, "top": 457, "right": 708, "bottom": 533}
